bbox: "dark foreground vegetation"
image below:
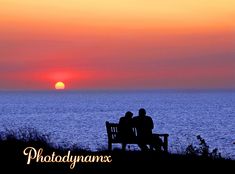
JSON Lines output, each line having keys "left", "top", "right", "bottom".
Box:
{"left": 0, "top": 128, "right": 234, "bottom": 174}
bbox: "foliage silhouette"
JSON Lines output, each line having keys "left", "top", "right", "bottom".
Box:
{"left": 186, "top": 135, "right": 222, "bottom": 159}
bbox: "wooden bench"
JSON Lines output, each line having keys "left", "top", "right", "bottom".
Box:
{"left": 106, "top": 121, "right": 169, "bottom": 152}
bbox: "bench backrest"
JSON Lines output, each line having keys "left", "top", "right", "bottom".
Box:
{"left": 106, "top": 122, "right": 119, "bottom": 140}
{"left": 106, "top": 121, "right": 137, "bottom": 141}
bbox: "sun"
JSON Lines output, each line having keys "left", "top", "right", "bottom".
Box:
{"left": 55, "top": 81, "right": 65, "bottom": 90}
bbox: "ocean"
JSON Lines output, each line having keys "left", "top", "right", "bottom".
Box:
{"left": 0, "top": 90, "right": 234, "bottom": 159}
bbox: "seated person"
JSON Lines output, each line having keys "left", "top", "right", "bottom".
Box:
{"left": 132, "top": 108, "right": 163, "bottom": 151}
{"left": 118, "top": 111, "right": 135, "bottom": 150}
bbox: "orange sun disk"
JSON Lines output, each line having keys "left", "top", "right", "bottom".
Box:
{"left": 55, "top": 82, "right": 65, "bottom": 90}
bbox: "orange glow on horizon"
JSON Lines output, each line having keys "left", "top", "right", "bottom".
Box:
{"left": 0, "top": 0, "right": 234, "bottom": 90}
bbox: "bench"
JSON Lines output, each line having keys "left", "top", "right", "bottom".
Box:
{"left": 106, "top": 121, "right": 169, "bottom": 152}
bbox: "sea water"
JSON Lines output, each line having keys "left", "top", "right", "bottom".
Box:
{"left": 0, "top": 90, "right": 234, "bottom": 159}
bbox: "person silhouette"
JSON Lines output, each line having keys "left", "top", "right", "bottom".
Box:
{"left": 118, "top": 111, "right": 135, "bottom": 150}
{"left": 133, "top": 108, "right": 162, "bottom": 151}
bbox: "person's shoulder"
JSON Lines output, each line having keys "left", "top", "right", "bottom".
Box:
{"left": 119, "top": 116, "right": 125, "bottom": 122}
{"left": 132, "top": 116, "right": 139, "bottom": 120}
{"left": 132, "top": 116, "right": 139, "bottom": 122}
{"left": 146, "top": 116, "right": 153, "bottom": 120}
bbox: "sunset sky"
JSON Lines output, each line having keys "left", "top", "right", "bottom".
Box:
{"left": 0, "top": 0, "right": 235, "bottom": 90}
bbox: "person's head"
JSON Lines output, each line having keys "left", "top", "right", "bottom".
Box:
{"left": 139, "top": 108, "right": 146, "bottom": 117}
{"left": 125, "top": 111, "right": 133, "bottom": 119}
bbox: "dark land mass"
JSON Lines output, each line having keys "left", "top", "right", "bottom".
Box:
{"left": 0, "top": 128, "right": 234, "bottom": 174}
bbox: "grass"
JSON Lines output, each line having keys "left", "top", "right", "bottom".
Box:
{"left": 0, "top": 128, "right": 234, "bottom": 173}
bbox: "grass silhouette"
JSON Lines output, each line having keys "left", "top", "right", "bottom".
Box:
{"left": 0, "top": 128, "right": 233, "bottom": 173}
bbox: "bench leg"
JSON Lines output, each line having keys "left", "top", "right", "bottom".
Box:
{"left": 163, "top": 136, "right": 168, "bottom": 153}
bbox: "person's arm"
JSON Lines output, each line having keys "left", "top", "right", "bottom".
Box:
{"left": 119, "top": 117, "right": 122, "bottom": 124}
{"left": 149, "top": 117, "right": 154, "bottom": 129}
{"left": 118, "top": 117, "right": 124, "bottom": 134}
{"left": 132, "top": 117, "right": 136, "bottom": 127}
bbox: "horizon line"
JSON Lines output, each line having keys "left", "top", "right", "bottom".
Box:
{"left": 0, "top": 88, "right": 235, "bottom": 92}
